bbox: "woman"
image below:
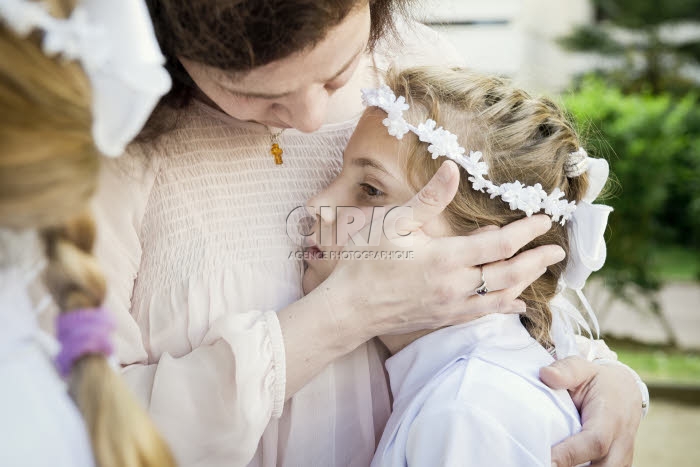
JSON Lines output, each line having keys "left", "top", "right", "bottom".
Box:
{"left": 94, "top": 1, "right": 646, "bottom": 466}
{"left": 0, "top": 0, "right": 173, "bottom": 466}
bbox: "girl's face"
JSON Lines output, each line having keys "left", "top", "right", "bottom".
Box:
{"left": 302, "top": 109, "right": 452, "bottom": 293}
{"left": 180, "top": 3, "right": 371, "bottom": 133}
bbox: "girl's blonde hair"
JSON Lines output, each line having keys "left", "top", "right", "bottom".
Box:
{"left": 386, "top": 66, "right": 592, "bottom": 347}
{"left": 0, "top": 1, "right": 174, "bottom": 466}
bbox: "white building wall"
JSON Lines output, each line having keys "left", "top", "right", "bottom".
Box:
{"left": 413, "top": 0, "right": 595, "bottom": 93}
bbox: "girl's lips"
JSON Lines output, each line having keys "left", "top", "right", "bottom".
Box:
{"left": 305, "top": 245, "right": 324, "bottom": 260}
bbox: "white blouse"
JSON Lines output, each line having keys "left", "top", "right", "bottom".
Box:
{"left": 0, "top": 229, "right": 94, "bottom": 467}
{"left": 372, "top": 314, "right": 583, "bottom": 467}
{"left": 92, "top": 21, "right": 465, "bottom": 467}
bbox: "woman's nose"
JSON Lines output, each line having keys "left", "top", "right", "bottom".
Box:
{"left": 287, "top": 86, "right": 329, "bottom": 133}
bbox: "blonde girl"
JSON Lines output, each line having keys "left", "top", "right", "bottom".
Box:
{"left": 0, "top": 0, "right": 173, "bottom": 466}
{"left": 302, "top": 66, "right": 642, "bottom": 466}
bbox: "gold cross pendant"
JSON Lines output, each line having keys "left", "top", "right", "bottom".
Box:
{"left": 270, "top": 142, "right": 283, "bottom": 165}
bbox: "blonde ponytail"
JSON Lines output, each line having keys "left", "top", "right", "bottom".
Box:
{"left": 42, "top": 215, "right": 175, "bottom": 467}
{"left": 0, "top": 2, "right": 175, "bottom": 466}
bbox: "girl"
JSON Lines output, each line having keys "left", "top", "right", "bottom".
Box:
{"left": 302, "top": 66, "right": 628, "bottom": 466}
{"left": 0, "top": 0, "right": 173, "bottom": 466}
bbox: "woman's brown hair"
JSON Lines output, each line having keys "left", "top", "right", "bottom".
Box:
{"left": 0, "top": 2, "right": 174, "bottom": 466}
{"left": 386, "top": 67, "right": 594, "bottom": 347}
{"left": 145, "top": 0, "right": 413, "bottom": 110}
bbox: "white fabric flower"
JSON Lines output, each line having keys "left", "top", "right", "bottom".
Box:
{"left": 487, "top": 183, "right": 503, "bottom": 199}
{"left": 426, "top": 127, "right": 464, "bottom": 159}
{"left": 416, "top": 119, "right": 438, "bottom": 142}
{"left": 386, "top": 95, "right": 409, "bottom": 119}
{"left": 382, "top": 116, "right": 410, "bottom": 139}
{"left": 464, "top": 151, "right": 489, "bottom": 178}
{"left": 543, "top": 188, "right": 577, "bottom": 224}
{"left": 499, "top": 182, "right": 546, "bottom": 217}
{"left": 469, "top": 175, "right": 493, "bottom": 193}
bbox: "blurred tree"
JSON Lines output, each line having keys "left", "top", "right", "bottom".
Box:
{"left": 565, "top": 77, "right": 700, "bottom": 346}
{"left": 560, "top": 0, "right": 700, "bottom": 94}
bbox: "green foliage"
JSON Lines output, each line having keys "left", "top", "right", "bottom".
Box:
{"left": 615, "top": 347, "right": 700, "bottom": 384}
{"left": 558, "top": 25, "right": 625, "bottom": 55}
{"left": 593, "top": 0, "right": 700, "bottom": 28}
{"left": 564, "top": 77, "right": 700, "bottom": 295}
{"left": 559, "top": 0, "right": 700, "bottom": 95}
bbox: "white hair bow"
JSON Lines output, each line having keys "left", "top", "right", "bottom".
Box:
{"left": 0, "top": 0, "right": 172, "bottom": 157}
{"left": 551, "top": 156, "right": 613, "bottom": 358}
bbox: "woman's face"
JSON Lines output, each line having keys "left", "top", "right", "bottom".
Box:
{"left": 180, "top": 3, "right": 371, "bottom": 133}
{"left": 302, "top": 109, "right": 452, "bottom": 293}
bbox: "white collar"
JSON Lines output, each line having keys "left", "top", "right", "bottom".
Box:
{"left": 385, "top": 314, "right": 536, "bottom": 408}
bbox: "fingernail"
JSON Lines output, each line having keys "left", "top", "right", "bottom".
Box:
{"left": 551, "top": 463, "right": 557, "bottom": 467}
{"left": 555, "top": 248, "right": 566, "bottom": 262}
{"left": 513, "top": 300, "right": 527, "bottom": 314}
{"left": 437, "top": 162, "right": 453, "bottom": 183}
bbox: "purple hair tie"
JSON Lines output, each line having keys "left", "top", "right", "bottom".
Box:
{"left": 55, "top": 307, "right": 115, "bottom": 377}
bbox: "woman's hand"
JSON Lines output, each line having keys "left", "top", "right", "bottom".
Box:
{"left": 280, "top": 161, "right": 565, "bottom": 399}
{"left": 324, "top": 160, "right": 566, "bottom": 339}
{"left": 541, "top": 356, "right": 643, "bottom": 467}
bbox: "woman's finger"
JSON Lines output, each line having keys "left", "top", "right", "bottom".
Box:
{"left": 551, "top": 426, "right": 614, "bottom": 467}
{"left": 539, "top": 356, "right": 599, "bottom": 393}
{"left": 457, "top": 286, "right": 529, "bottom": 317}
{"left": 397, "top": 161, "right": 460, "bottom": 233}
{"left": 438, "top": 214, "right": 556, "bottom": 265}
{"left": 467, "top": 224, "right": 500, "bottom": 235}
{"left": 478, "top": 245, "right": 566, "bottom": 292}
{"left": 424, "top": 241, "right": 564, "bottom": 297}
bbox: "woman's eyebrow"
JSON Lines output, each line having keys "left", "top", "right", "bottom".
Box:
{"left": 323, "top": 41, "right": 367, "bottom": 82}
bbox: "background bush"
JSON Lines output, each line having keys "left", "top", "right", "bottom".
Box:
{"left": 564, "top": 77, "right": 700, "bottom": 296}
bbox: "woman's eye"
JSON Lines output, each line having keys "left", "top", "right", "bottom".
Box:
{"left": 229, "top": 91, "right": 254, "bottom": 101}
{"left": 359, "top": 183, "right": 384, "bottom": 198}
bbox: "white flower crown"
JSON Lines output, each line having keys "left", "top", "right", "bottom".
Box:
{"left": 361, "top": 85, "right": 580, "bottom": 225}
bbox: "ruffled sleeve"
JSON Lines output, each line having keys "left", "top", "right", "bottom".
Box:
{"left": 92, "top": 144, "right": 286, "bottom": 465}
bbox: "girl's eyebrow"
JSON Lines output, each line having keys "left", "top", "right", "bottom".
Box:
{"left": 352, "top": 157, "right": 390, "bottom": 175}
{"left": 352, "top": 156, "right": 401, "bottom": 182}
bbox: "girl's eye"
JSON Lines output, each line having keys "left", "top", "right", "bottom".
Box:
{"left": 359, "top": 183, "right": 385, "bottom": 198}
